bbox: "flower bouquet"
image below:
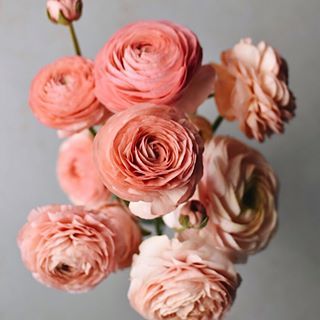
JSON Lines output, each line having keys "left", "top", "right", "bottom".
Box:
{"left": 18, "top": 1, "right": 296, "bottom": 319}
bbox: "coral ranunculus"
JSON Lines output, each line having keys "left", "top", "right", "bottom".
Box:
{"left": 94, "top": 104, "right": 204, "bottom": 219}
{"left": 57, "top": 130, "right": 111, "bottom": 209}
{"left": 17, "top": 204, "right": 141, "bottom": 292}
{"left": 194, "top": 136, "right": 278, "bottom": 262}
{"left": 213, "top": 38, "right": 296, "bottom": 142}
{"left": 128, "top": 236, "right": 240, "bottom": 320}
{"left": 94, "top": 20, "right": 203, "bottom": 113}
{"left": 29, "top": 56, "right": 109, "bottom": 135}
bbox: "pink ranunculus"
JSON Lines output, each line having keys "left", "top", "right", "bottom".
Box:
{"left": 213, "top": 38, "right": 296, "bottom": 142}
{"left": 94, "top": 104, "right": 204, "bottom": 219}
{"left": 99, "top": 203, "right": 142, "bottom": 270}
{"left": 29, "top": 56, "right": 110, "bottom": 135}
{"left": 47, "top": 0, "right": 83, "bottom": 24}
{"left": 128, "top": 236, "right": 240, "bottom": 320}
{"left": 94, "top": 20, "right": 203, "bottom": 113}
{"left": 193, "top": 136, "right": 278, "bottom": 262}
{"left": 57, "top": 130, "right": 111, "bottom": 209}
{"left": 17, "top": 204, "right": 141, "bottom": 293}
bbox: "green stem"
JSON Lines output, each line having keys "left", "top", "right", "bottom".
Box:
{"left": 155, "top": 217, "right": 164, "bottom": 236}
{"left": 212, "top": 115, "right": 224, "bottom": 133}
{"left": 208, "top": 93, "right": 215, "bottom": 99}
{"left": 68, "top": 23, "right": 82, "bottom": 56}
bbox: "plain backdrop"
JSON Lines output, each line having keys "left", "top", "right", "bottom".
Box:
{"left": 0, "top": 1, "right": 319, "bottom": 319}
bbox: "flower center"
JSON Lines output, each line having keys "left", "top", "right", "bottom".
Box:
{"left": 241, "top": 179, "right": 260, "bottom": 211}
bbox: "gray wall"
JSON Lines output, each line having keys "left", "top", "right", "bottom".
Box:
{"left": 0, "top": 1, "right": 319, "bottom": 319}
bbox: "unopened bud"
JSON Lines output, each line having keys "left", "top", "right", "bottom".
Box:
{"left": 47, "top": 0, "right": 83, "bottom": 25}
{"left": 178, "top": 200, "right": 208, "bottom": 230}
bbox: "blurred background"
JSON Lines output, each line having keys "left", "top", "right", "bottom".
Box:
{"left": 0, "top": 0, "right": 319, "bottom": 319}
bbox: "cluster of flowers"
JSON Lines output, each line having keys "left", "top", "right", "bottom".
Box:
{"left": 17, "top": 1, "right": 296, "bottom": 319}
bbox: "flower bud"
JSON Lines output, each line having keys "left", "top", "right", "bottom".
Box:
{"left": 178, "top": 200, "right": 208, "bottom": 230}
{"left": 47, "top": 0, "right": 83, "bottom": 25}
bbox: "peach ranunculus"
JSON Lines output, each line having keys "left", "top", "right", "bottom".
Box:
{"left": 17, "top": 204, "right": 141, "bottom": 292}
{"left": 57, "top": 130, "right": 111, "bottom": 209}
{"left": 128, "top": 236, "right": 240, "bottom": 320}
{"left": 191, "top": 136, "right": 278, "bottom": 262}
{"left": 29, "top": 56, "right": 109, "bottom": 135}
{"left": 213, "top": 38, "right": 296, "bottom": 142}
{"left": 94, "top": 104, "right": 204, "bottom": 219}
{"left": 47, "top": 0, "right": 83, "bottom": 24}
{"left": 94, "top": 20, "right": 203, "bottom": 113}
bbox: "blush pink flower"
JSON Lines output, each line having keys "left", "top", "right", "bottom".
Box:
{"left": 17, "top": 204, "right": 141, "bottom": 292}
{"left": 29, "top": 56, "right": 110, "bottom": 135}
{"left": 94, "top": 20, "right": 203, "bottom": 113}
{"left": 128, "top": 236, "right": 240, "bottom": 320}
{"left": 57, "top": 130, "right": 111, "bottom": 209}
{"left": 98, "top": 203, "right": 142, "bottom": 269}
{"left": 213, "top": 38, "right": 296, "bottom": 142}
{"left": 94, "top": 104, "right": 204, "bottom": 218}
{"left": 47, "top": 0, "right": 83, "bottom": 24}
{"left": 192, "top": 136, "right": 278, "bottom": 262}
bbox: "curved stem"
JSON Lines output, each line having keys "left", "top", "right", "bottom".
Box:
{"left": 212, "top": 115, "right": 224, "bottom": 133}
{"left": 68, "top": 23, "right": 82, "bottom": 56}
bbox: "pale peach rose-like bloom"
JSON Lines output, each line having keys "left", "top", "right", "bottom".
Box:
{"left": 213, "top": 38, "right": 296, "bottom": 142}
{"left": 94, "top": 20, "right": 203, "bottom": 113}
{"left": 190, "top": 136, "right": 278, "bottom": 262}
{"left": 57, "top": 130, "right": 111, "bottom": 209}
{"left": 94, "top": 104, "right": 204, "bottom": 219}
{"left": 29, "top": 56, "right": 109, "bottom": 135}
{"left": 128, "top": 236, "right": 240, "bottom": 320}
{"left": 47, "top": 0, "right": 83, "bottom": 24}
{"left": 17, "top": 204, "right": 141, "bottom": 292}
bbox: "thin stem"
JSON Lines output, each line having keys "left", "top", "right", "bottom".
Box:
{"left": 155, "top": 217, "right": 164, "bottom": 236}
{"left": 68, "top": 23, "right": 82, "bottom": 56}
{"left": 212, "top": 115, "right": 224, "bottom": 133}
{"left": 207, "top": 93, "right": 215, "bottom": 99}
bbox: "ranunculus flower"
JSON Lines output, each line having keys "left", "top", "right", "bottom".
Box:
{"left": 29, "top": 56, "right": 109, "bottom": 135}
{"left": 47, "top": 0, "right": 83, "bottom": 25}
{"left": 17, "top": 204, "right": 141, "bottom": 292}
{"left": 191, "top": 136, "right": 278, "bottom": 262}
{"left": 128, "top": 236, "right": 240, "bottom": 320}
{"left": 94, "top": 20, "right": 203, "bottom": 113}
{"left": 57, "top": 130, "right": 111, "bottom": 209}
{"left": 213, "top": 38, "right": 296, "bottom": 142}
{"left": 94, "top": 104, "right": 204, "bottom": 218}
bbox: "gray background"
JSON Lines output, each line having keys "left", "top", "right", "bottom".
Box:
{"left": 0, "top": 0, "right": 319, "bottom": 319}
